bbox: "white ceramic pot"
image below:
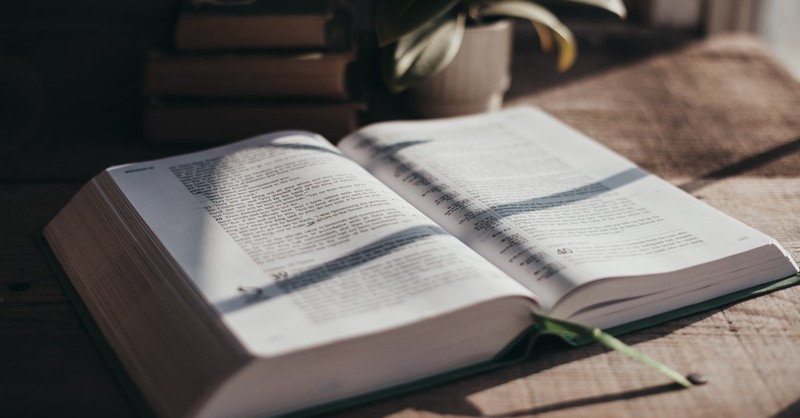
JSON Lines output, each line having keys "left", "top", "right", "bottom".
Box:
{"left": 406, "top": 20, "right": 513, "bottom": 118}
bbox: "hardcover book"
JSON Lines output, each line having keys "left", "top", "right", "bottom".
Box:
{"left": 143, "top": 50, "right": 354, "bottom": 100}
{"left": 174, "top": 0, "right": 350, "bottom": 51}
{"left": 144, "top": 98, "right": 365, "bottom": 144}
{"left": 43, "top": 107, "right": 799, "bottom": 417}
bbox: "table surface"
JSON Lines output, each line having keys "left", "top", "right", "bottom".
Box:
{"left": 2, "top": 33, "right": 799, "bottom": 418}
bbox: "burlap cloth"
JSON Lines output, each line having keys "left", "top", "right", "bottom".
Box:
{"left": 510, "top": 34, "right": 800, "bottom": 180}
{"left": 507, "top": 34, "right": 799, "bottom": 259}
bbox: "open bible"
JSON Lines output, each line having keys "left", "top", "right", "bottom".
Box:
{"left": 43, "top": 107, "right": 799, "bottom": 418}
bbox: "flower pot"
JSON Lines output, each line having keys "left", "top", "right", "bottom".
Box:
{"left": 406, "top": 20, "right": 513, "bottom": 118}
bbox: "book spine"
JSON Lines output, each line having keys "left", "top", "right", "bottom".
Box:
{"left": 174, "top": 15, "right": 329, "bottom": 50}
{"left": 144, "top": 54, "right": 351, "bottom": 99}
{"left": 144, "top": 102, "right": 362, "bottom": 143}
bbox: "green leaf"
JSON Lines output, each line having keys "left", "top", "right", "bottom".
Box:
{"left": 532, "top": 312, "right": 694, "bottom": 388}
{"left": 479, "top": 1, "right": 577, "bottom": 71}
{"left": 561, "top": 0, "right": 627, "bottom": 19}
{"left": 383, "top": 11, "right": 466, "bottom": 92}
{"left": 375, "top": 0, "right": 463, "bottom": 47}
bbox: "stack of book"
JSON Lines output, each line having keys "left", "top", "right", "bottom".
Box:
{"left": 144, "top": 0, "right": 362, "bottom": 144}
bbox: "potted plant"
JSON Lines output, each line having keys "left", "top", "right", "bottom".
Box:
{"left": 375, "top": 0, "right": 627, "bottom": 117}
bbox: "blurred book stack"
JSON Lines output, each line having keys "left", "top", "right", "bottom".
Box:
{"left": 144, "top": 0, "right": 363, "bottom": 144}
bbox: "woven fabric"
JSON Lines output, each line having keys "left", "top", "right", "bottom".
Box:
{"left": 510, "top": 34, "right": 800, "bottom": 180}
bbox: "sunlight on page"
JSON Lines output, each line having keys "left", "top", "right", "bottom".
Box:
{"left": 339, "top": 107, "right": 797, "bottom": 322}
{"left": 108, "top": 131, "right": 534, "bottom": 357}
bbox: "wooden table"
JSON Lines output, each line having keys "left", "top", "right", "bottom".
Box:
{"left": 2, "top": 34, "right": 799, "bottom": 417}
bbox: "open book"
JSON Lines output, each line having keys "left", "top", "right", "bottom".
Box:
{"left": 43, "top": 107, "right": 799, "bottom": 418}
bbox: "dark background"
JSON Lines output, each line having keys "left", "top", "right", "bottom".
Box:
{"left": 0, "top": 0, "right": 701, "bottom": 182}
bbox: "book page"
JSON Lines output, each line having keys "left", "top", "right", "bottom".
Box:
{"left": 339, "top": 107, "right": 784, "bottom": 310}
{"left": 107, "top": 131, "right": 532, "bottom": 356}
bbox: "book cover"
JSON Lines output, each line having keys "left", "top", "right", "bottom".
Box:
{"left": 174, "top": 0, "right": 352, "bottom": 51}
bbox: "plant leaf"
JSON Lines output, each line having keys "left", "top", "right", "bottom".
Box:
{"left": 532, "top": 22, "right": 554, "bottom": 52}
{"left": 375, "top": 0, "right": 463, "bottom": 47}
{"left": 532, "top": 312, "right": 694, "bottom": 388}
{"left": 383, "top": 10, "right": 466, "bottom": 92}
{"left": 479, "top": 1, "right": 577, "bottom": 71}
{"left": 561, "top": 0, "right": 627, "bottom": 19}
